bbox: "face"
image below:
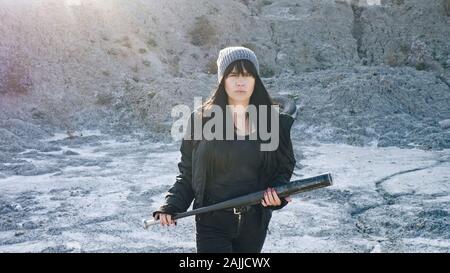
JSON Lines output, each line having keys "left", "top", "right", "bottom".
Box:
{"left": 224, "top": 67, "right": 256, "bottom": 106}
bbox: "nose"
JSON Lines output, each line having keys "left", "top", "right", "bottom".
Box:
{"left": 235, "top": 77, "right": 246, "bottom": 87}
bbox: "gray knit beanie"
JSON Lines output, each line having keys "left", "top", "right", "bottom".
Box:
{"left": 216, "top": 46, "right": 260, "bottom": 83}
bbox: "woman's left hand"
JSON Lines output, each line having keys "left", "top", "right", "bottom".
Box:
{"left": 261, "top": 187, "right": 292, "bottom": 207}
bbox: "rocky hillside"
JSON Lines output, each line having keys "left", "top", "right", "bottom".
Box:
{"left": 1, "top": 0, "right": 449, "bottom": 151}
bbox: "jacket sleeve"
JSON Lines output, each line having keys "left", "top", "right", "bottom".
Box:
{"left": 268, "top": 114, "right": 296, "bottom": 211}
{"left": 152, "top": 114, "right": 196, "bottom": 218}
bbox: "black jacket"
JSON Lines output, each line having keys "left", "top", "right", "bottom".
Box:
{"left": 153, "top": 109, "right": 296, "bottom": 222}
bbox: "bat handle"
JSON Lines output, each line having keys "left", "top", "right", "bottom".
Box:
{"left": 142, "top": 218, "right": 159, "bottom": 229}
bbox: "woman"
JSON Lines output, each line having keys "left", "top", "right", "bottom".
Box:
{"left": 152, "top": 46, "right": 296, "bottom": 253}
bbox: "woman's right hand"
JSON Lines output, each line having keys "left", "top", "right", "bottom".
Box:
{"left": 154, "top": 213, "right": 177, "bottom": 226}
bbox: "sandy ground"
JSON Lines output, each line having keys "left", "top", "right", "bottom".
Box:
{"left": 0, "top": 130, "right": 449, "bottom": 253}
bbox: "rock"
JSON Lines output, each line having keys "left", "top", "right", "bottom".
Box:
{"left": 445, "top": 0, "right": 450, "bottom": 17}
{"left": 0, "top": 201, "right": 21, "bottom": 214}
{"left": 63, "top": 150, "right": 79, "bottom": 156}
{"left": 0, "top": 129, "right": 25, "bottom": 153}
{"left": 0, "top": 119, "right": 51, "bottom": 141}
{"left": 281, "top": 66, "right": 450, "bottom": 149}
{"left": 40, "top": 245, "right": 75, "bottom": 253}
{"left": 356, "top": 0, "right": 450, "bottom": 70}
{"left": 21, "top": 221, "right": 42, "bottom": 230}
{"left": 438, "top": 119, "right": 450, "bottom": 129}
{"left": 14, "top": 231, "right": 25, "bottom": 237}
{"left": 37, "top": 145, "right": 61, "bottom": 153}
{"left": 260, "top": 0, "right": 359, "bottom": 73}
{"left": 46, "top": 228, "right": 63, "bottom": 236}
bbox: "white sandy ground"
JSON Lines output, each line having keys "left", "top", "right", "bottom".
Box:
{"left": 0, "top": 131, "right": 449, "bottom": 252}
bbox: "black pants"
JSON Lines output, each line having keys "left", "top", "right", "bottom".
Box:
{"left": 195, "top": 205, "right": 270, "bottom": 253}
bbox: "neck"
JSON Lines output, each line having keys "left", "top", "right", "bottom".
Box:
{"left": 227, "top": 97, "right": 250, "bottom": 109}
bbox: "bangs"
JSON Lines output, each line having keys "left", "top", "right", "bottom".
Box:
{"left": 223, "top": 59, "right": 258, "bottom": 79}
